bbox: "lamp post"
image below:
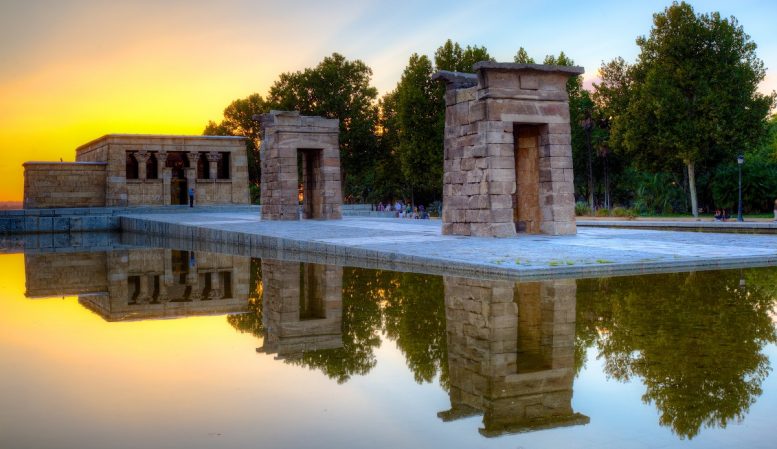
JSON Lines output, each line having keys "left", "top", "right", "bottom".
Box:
{"left": 737, "top": 154, "right": 744, "bottom": 222}
{"left": 581, "top": 115, "right": 594, "bottom": 211}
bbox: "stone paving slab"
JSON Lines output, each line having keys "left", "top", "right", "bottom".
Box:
{"left": 118, "top": 212, "right": 777, "bottom": 280}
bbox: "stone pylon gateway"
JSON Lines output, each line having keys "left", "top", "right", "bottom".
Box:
{"left": 433, "top": 62, "right": 584, "bottom": 237}
{"left": 258, "top": 111, "right": 343, "bottom": 220}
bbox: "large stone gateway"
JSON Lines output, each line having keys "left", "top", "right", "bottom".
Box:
{"left": 259, "top": 111, "right": 343, "bottom": 220}
{"left": 434, "top": 63, "right": 584, "bottom": 237}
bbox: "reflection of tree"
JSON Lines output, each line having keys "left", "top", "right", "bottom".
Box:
{"left": 226, "top": 262, "right": 449, "bottom": 386}
{"left": 226, "top": 258, "right": 263, "bottom": 338}
{"left": 294, "top": 268, "right": 448, "bottom": 386}
{"left": 576, "top": 269, "right": 777, "bottom": 439}
{"left": 382, "top": 272, "right": 448, "bottom": 388}
{"left": 282, "top": 267, "right": 381, "bottom": 384}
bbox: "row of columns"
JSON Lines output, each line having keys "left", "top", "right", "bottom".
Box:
{"left": 131, "top": 150, "right": 223, "bottom": 181}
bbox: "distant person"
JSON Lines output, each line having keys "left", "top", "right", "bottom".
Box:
{"left": 188, "top": 187, "right": 195, "bottom": 207}
{"left": 714, "top": 209, "right": 723, "bottom": 221}
{"left": 773, "top": 198, "right": 777, "bottom": 221}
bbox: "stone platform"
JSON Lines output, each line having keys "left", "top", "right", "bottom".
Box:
{"left": 117, "top": 212, "right": 777, "bottom": 280}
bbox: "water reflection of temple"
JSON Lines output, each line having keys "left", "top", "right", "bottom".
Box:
{"left": 24, "top": 249, "right": 250, "bottom": 321}
{"left": 440, "top": 277, "right": 589, "bottom": 437}
{"left": 257, "top": 261, "right": 343, "bottom": 359}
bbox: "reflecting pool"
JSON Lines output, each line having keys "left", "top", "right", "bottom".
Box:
{"left": 1, "top": 248, "right": 775, "bottom": 449}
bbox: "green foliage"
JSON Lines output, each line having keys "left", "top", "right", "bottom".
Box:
{"left": 575, "top": 201, "right": 592, "bottom": 216}
{"left": 203, "top": 93, "right": 267, "bottom": 187}
{"left": 433, "top": 39, "right": 493, "bottom": 72}
{"left": 611, "top": 206, "right": 638, "bottom": 218}
{"left": 513, "top": 47, "right": 535, "bottom": 64}
{"left": 612, "top": 1, "right": 775, "bottom": 215}
{"left": 631, "top": 170, "right": 687, "bottom": 214}
{"left": 266, "top": 53, "right": 380, "bottom": 201}
{"left": 711, "top": 161, "right": 777, "bottom": 212}
{"left": 576, "top": 269, "right": 777, "bottom": 439}
{"left": 595, "top": 208, "right": 610, "bottom": 217}
{"left": 381, "top": 39, "right": 494, "bottom": 204}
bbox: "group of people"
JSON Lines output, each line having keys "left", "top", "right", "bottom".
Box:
{"left": 376, "top": 200, "right": 430, "bottom": 219}
{"left": 713, "top": 209, "right": 729, "bottom": 221}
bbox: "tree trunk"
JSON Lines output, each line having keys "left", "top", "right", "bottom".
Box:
{"left": 687, "top": 160, "right": 698, "bottom": 218}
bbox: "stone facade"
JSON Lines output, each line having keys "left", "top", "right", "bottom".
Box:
{"left": 23, "top": 134, "right": 250, "bottom": 209}
{"left": 433, "top": 63, "right": 583, "bottom": 237}
{"left": 75, "top": 134, "right": 250, "bottom": 207}
{"left": 23, "top": 162, "right": 107, "bottom": 209}
{"left": 259, "top": 111, "right": 342, "bottom": 220}
{"left": 258, "top": 260, "right": 343, "bottom": 358}
{"left": 25, "top": 249, "right": 250, "bottom": 321}
{"left": 440, "top": 276, "right": 588, "bottom": 436}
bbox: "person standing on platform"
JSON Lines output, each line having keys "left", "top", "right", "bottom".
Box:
{"left": 188, "top": 187, "right": 195, "bottom": 207}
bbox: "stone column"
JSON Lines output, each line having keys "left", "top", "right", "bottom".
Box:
{"left": 207, "top": 152, "right": 222, "bottom": 180}
{"left": 135, "top": 151, "right": 150, "bottom": 180}
{"left": 158, "top": 151, "right": 171, "bottom": 205}
{"left": 186, "top": 152, "right": 199, "bottom": 198}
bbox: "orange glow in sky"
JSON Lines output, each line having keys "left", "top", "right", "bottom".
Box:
{"left": 1, "top": 0, "right": 774, "bottom": 201}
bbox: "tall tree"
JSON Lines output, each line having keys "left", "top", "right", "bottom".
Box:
{"left": 513, "top": 47, "right": 535, "bottom": 63}
{"left": 615, "top": 1, "right": 775, "bottom": 217}
{"left": 384, "top": 40, "right": 493, "bottom": 204}
{"left": 395, "top": 54, "right": 445, "bottom": 202}
{"left": 266, "top": 53, "right": 380, "bottom": 201}
{"left": 204, "top": 93, "right": 267, "bottom": 193}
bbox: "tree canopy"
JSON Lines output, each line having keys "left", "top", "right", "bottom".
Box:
{"left": 611, "top": 1, "right": 775, "bottom": 216}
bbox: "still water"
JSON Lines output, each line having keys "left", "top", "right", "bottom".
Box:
{"left": 0, "top": 248, "right": 775, "bottom": 449}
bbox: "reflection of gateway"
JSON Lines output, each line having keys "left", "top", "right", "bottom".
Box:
{"left": 257, "top": 261, "right": 343, "bottom": 359}
{"left": 440, "top": 277, "right": 589, "bottom": 436}
{"left": 24, "top": 249, "right": 250, "bottom": 321}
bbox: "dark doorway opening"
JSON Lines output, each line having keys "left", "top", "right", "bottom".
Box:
{"left": 166, "top": 152, "right": 189, "bottom": 205}
{"left": 298, "top": 149, "right": 323, "bottom": 219}
{"left": 513, "top": 124, "right": 542, "bottom": 233}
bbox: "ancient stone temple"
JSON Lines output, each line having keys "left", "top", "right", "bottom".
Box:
{"left": 23, "top": 134, "right": 250, "bottom": 208}
{"left": 257, "top": 261, "right": 343, "bottom": 358}
{"left": 433, "top": 63, "right": 584, "bottom": 237}
{"left": 440, "top": 277, "right": 588, "bottom": 436}
{"left": 259, "top": 111, "right": 343, "bottom": 220}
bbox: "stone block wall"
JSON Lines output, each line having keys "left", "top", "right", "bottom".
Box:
{"left": 441, "top": 276, "right": 587, "bottom": 436}
{"left": 434, "top": 63, "right": 582, "bottom": 237}
{"left": 260, "top": 111, "right": 342, "bottom": 220}
{"left": 23, "top": 162, "right": 107, "bottom": 209}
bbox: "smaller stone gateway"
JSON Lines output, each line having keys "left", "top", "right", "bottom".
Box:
{"left": 434, "top": 62, "right": 584, "bottom": 237}
{"left": 259, "top": 111, "right": 343, "bottom": 220}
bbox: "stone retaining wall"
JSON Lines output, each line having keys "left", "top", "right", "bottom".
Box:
{"left": 23, "top": 162, "right": 107, "bottom": 209}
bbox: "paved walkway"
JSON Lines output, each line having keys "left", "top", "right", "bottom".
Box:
{"left": 120, "top": 212, "right": 777, "bottom": 279}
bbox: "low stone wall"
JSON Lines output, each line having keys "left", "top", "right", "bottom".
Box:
{"left": 23, "top": 162, "right": 107, "bottom": 209}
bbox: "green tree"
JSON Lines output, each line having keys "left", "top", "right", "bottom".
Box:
{"left": 615, "top": 1, "right": 776, "bottom": 217}
{"left": 513, "top": 47, "right": 535, "bottom": 64}
{"left": 383, "top": 40, "right": 493, "bottom": 204}
{"left": 395, "top": 54, "right": 445, "bottom": 202}
{"left": 204, "top": 93, "right": 268, "bottom": 201}
{"left": 266, "top": 53, "right": 380, "bottom": 201}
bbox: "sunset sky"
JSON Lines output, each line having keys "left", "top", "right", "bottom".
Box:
{"left": 1, "top": 0, "right": 775, "bottom": 201}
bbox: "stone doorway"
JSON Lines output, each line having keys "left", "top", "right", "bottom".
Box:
{"left": 298, "top": 149, "right": 323, "bottom": 219}
{"left": 514, "top": 125, "right": 542, "bottom": 234}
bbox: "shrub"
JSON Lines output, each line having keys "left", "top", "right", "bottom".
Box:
{"left": 612, "top": 206, "right": 638, "bottom": 219}
{"left": 595, "top": 208, "right": 611, "bottom": 217}
{"left": 575, "top": 201, "right": 592, "bottom": 216}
